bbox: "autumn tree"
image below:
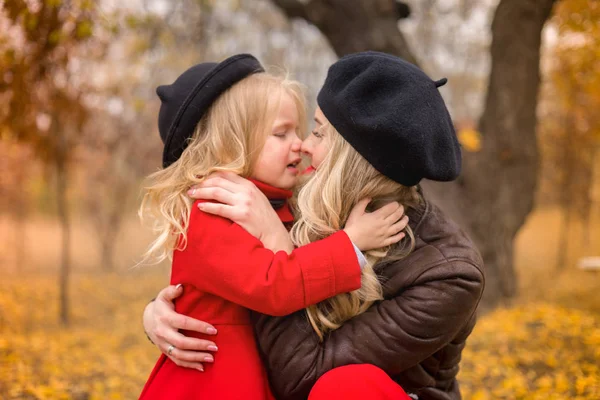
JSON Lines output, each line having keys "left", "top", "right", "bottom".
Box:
{"left": 82, "top": 111, "right": 158, "bottom": 271}
{"left": 272, "top": 0, "right": 557, "bottom": 310}
{"left": 0, "top": 0, "right": 99, "bottom": 324}
{"left": 539, "top": 0, "right": 600, "bottom": 268}
{"left": 0, "top": 140, "right": 37, "bottom": 271}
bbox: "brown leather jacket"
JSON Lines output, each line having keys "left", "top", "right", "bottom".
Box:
{"left": 252, "top": 199, "right": 485, "bottom": 400}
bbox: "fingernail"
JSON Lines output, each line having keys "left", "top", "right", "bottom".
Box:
{"left": 175, "top": 283, "right": 182, "bottom": 291}
{"left": 197, "top": 366, "right": 204, "bottom": 372}
{"left": 208, "top": 345, "right": 218, "bottom": 352}
{"left": 204, "top": 356, "right": 214, "bottom": 362}
{"left": 206, "top": 327, "right": 217, "bottom": 335}
{"left": 198, "top": 203, "right": 205, "bottom": 209}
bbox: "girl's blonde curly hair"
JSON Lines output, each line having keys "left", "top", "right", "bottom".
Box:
{"left": 139, "top": 72, "right": 306, "bottom": 264}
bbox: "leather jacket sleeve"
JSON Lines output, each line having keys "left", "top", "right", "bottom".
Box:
{"left": 252, "top": 259, "right": 484, "bottom": 400}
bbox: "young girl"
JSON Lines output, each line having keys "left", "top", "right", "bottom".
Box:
{"left": 176, "top": 107, "right": 419, "bottom": 400}
{"left": 138, "top": 54, "right": 407, "bottom": 400}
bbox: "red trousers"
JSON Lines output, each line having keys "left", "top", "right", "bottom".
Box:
{"left": 308, "top": 364, "right": 412, "bottom": 400}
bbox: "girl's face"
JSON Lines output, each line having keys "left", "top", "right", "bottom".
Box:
{"left": 301, "top": 107, "right": 332, "bottom": 174}
{"left": 252, "top": 91, "right": 303, "bottom": 190}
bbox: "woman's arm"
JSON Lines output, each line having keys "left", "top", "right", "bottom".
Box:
{"left": 143, "top": 284, "right": 218, "bottom": 371}
{"left": 190, "top": 173, "right": 294, "bottom": 253}
{"left": 252, "top": 260, "right": 485, "bottom": 400}
{"left": 143, "top": 172, "right": 408, "bottom": 368}
{"left": 142, "top": 205, "right": 407, "bottom": 370}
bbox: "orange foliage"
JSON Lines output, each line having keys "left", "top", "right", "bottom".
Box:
{"left": 538, "top": 0, "right": 600, "bottom": 213}
{"left": 0, "top": 0, "right": 99, "bottom": 161}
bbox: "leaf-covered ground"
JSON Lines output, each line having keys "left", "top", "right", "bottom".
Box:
{"left": 0, "top": 272, "right": 164, "bottom": 400}
{"left": 1, "top": 271, "right": 599, "bottom": 399}
{"left": 459, "top": 304, "right": 600, "bottom": 399}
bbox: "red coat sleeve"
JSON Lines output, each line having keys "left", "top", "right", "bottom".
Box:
{"left": 170, "top": 202, "right": 362, "bottom": 316}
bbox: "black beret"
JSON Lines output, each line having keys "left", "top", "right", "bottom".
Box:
{"left": 317, "top": 51, "right": 461, "bottom": 186}
{"left": 157, "top": 54, "right": 264, "bottom": 168}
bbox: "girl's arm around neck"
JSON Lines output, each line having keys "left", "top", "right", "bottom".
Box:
{"left": 171, "top": 206, "right": 361, "bottom": 316}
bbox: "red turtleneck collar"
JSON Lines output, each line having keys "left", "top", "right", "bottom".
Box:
{"left": 249, "top": 179, "right": 294, "bottom": 224}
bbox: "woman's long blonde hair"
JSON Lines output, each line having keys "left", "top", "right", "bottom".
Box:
{"left": 290, "top": 123, "right": 422, "bottom": 340}
{"left": 139, "top": 72, "right": 306, "bottom": 264}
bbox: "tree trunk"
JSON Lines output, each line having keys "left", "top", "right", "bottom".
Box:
{"left": 273, "top": 0, "right": 557, "bottom": 311}
{"left": 100, "top": 235, "right": 115, "bottom": 272}
{"left": 98, "top": 201, "right": 127, "bottom": 272}
{"left": 557, "top": 205, "right": 572, "bottom": 270}
{"left": 56, "top": 137, "right": 71, "bottom": 326}
{"left": 459, "top": 0, "right": 557, "bottom": 310}
{"left": 272, "top": 0, "right": 417, "bottom": 64}
{"left": 557, "top": 111, "right": 576, "bottom": 270}
{"left": 14, "top": 187, "right": 27, "bottom": 272}
{"left": 583, "top": 147, "right": 599, "bottom": 248}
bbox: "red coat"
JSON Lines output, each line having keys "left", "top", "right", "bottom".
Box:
{"left": 139, "top": 181, "right": 361, "bottom": 400}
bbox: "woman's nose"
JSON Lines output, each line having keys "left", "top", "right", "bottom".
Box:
{"left": 301, "top": 139, "right": 313, "bottom": 156}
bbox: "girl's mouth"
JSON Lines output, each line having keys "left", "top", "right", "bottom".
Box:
{"left": 287, "top": 160, "right": 301, "bottom": 173}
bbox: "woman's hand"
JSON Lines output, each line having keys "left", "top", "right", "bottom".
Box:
{"left": 343, "top": 199, "right": 409, "bottom": 251}
{"left": 143, "top": 284, "right": 219, "bottom": 371}
{"left": 188, "top": 172, "right": 293, "bottom": 253}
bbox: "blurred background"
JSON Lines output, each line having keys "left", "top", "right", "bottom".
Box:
{"left": 1, "top": 0, "right": 599, "bottom": 398}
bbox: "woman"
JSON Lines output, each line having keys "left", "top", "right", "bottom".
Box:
{"left": 143, "top": 51, "right": 485, "bottom": 400}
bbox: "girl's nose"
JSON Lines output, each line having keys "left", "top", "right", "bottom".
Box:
{"left": 292, "top": 135, "right": 302, "bottom": 152}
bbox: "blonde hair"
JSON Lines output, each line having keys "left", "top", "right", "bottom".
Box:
{"left": 290, "top": 124, "right": 421, "bottom": 340}
{"left": 140, "top": 71, "right": 306, "bottom": 263}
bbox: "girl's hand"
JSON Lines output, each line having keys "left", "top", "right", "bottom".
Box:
{"left": 143, "top": 285, "right": 219, "bottom": 371}
{"left": 188, "top": 172, "right": 293, "bottom": 253}
{"left": 343, "top": 199, "right": 409, "bottom": 251}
